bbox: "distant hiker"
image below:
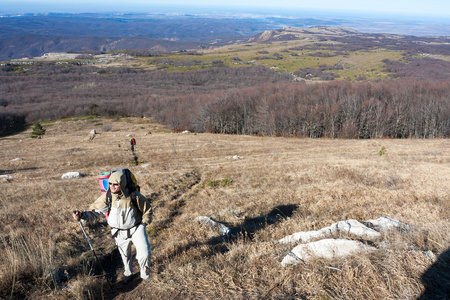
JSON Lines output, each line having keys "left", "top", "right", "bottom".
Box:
{"left": 130, "top": 137, "right": 136, "bottom": 151}
{"left": 73, "top": 171, "right": 152, "bottom": 283}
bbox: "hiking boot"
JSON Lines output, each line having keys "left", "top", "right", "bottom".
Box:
{"left": 142, "top": 277, "right": 151, "bottom": 283}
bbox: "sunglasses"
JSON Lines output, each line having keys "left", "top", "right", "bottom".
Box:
{"left": 109, "top": 183, "right": 119, "bottom": 186}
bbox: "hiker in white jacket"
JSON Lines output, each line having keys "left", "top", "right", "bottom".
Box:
{"left": 73, "top": 171, "right": 152, "bottom": 283}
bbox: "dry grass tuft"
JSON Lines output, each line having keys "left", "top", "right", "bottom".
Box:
{"left": 0, "top": 117, "right": 449, "bottom": 299}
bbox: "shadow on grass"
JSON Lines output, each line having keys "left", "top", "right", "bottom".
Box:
{"left": 418, "top": 247, "right": 450, "bottom": 299}
{"left": 228, "top": 204, "right": 298, "bottom": 240}
{"left": 157, "top": 204, "right": 298, "bottom": 268}
{"left": 0, "top": 167, "right": 39, "bottom": 175}
{"left": 0, "top": 114, "right": 28, "bottom": 138}
{"left": 53, "top": 221, "right": 143, "bottom": 297}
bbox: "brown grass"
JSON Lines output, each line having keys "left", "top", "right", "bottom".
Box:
{"left": 1, "top": 117, "right": 448, "bottom": 299}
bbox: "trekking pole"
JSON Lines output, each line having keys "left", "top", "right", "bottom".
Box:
{"left": 76, "top": 217, "right": 113, "bottom": 290}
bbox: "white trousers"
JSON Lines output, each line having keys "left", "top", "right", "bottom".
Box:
{"left": 114, "top": 224, "right": 151, "bottom": 279}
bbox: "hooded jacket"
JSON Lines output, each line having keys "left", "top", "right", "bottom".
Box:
{"left": 82, "top": 172, "right": 152, "bottom": 236}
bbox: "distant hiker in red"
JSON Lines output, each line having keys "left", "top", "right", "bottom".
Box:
{"left": 130, "top": 137, "right": 136, "bottom": 151}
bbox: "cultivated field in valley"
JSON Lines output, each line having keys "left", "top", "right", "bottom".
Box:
{"left": 1, "top": 117, "right": 449, "bottom": 299}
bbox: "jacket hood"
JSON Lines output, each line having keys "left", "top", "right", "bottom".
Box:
{"left": 108, "top": 171, "right": 128, "bottom": 195}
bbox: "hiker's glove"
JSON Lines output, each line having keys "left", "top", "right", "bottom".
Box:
{"left": 72, "top": 210, "right": 83, "bottom": 221}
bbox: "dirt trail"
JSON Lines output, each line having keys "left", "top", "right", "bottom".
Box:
{"left": 98, "top": 170, "right": 202, "bottom": 299}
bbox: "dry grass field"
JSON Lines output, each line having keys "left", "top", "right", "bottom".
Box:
{"left": 1, "top": 117, "right": 449, "bottom": 299}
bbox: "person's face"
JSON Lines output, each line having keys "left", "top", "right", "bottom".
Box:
{"left": 109, "top": 182, "right": 121, "bottom": 194}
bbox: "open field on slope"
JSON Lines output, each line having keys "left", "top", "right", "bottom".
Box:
{"left": 1, "top": 117, "right": 449, "bottom": 299}
{"left": 7, "top": 37, "right": 407, "bottom": 81}
{"left": 147, "top": 42, "right": 404, "bottom": 81}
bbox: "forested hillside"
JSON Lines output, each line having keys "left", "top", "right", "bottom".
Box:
{"left": 1, "top": 26, "right": 449, "bottom": 138}
{"left": 1, "top": 63, "right": 448, "bottom": 138}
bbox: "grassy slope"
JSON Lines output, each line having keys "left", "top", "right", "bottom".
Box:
{"left": 146, "top": 42, "right": 404, "bottom": 81}
{"left": 19, "top": 34, "right": 407, "bottom": 81}
{"left": 1, "top": 117, "right": 449, "bottom": 299}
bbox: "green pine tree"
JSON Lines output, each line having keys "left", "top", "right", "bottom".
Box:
{"left": 31, "top": 122, "right": 46, "bottom": 138}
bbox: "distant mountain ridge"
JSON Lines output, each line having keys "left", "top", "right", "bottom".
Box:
{"left": 1, "top": 13, "right": 449, "bottom": 61}
{"left": 248, "top": 26, "right": 361, "bottom": 43}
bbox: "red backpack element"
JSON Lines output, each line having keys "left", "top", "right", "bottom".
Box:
{"left": 131, "top": 138, "right": 136, "bottom": 145}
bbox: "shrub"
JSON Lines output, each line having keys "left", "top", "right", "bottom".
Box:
{"left": 31, "top": 123, "right": 45, "bottom": 138}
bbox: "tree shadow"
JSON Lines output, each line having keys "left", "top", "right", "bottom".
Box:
{"left": 0, "top": 114, "right": 28, "bottom": 138}
{"left": 207, "top": 204, "right": 298, "bottom": 251}
{"left": 228, "top": 204, "right": 298, "bottom": 239}
{"left": 418, "top": 247, "right": 450, "bottom": 299}
{"left": 154, "top": 204, "right": 298, "bottom": 270}
{"left": 0, "top": 167, "right": 39, "bottom": 175}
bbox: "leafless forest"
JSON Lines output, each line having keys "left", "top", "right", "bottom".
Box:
{"left": 1, "top": 61, "right": 449, "bottom": 138}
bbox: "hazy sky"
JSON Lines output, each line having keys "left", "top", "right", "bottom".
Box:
{"left": 2, "top": 0, "right": 450, "bottom": 18}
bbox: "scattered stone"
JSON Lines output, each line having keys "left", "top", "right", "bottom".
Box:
{"left": 182, "top": 130, "right": 191, "bottom": 134}
{"left": 279, "top": 219, "right": 381, "bottom": 244}
{"left": 126, "top": 134, "right": 132, "bottom": 137}
{"left": 140, "top": 163, "right": 150, "bottom": 168}
{"left": 89, "top": 129, "right": 96, "bottom": 135}
{"left": 424, "top": 250, "right": 436, "bottom": 262}
{"left": 227, "top": 155, "right": 243, "bottom": 159}
{"left": 61, "top": 172, "right": 84, "bottom": 179}
{"left": 195, "top": 216, "right": 230, "bottom": 236}
{"left": 0, "top": 175, "right": 13, "bottom": 179}
{"left": 10, "top": 158, "right": 21, "bottom": 161}
{"left": 364, "top": 216, "right": 410, "bottom": 231}
{"left": 281, "top": 238, "right": 376, "bottom": 266}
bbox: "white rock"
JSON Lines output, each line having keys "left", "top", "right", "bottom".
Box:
{"left": 89, "top": 129, "right": 96, "bottom": 135}
{"left": 195, "top": 216, "right": 230, "bottom": 236}
{"left": 327, "top": 219, "right": 381, "bottom": 239}
{"left": 126, "top": 134, "right": 132, "bottom": 137}
{"left": 182, "top": 130, "right": 191, "bottom": 134}
{"left": 279, "top": 219, "right": 380, "bottom": 244}
{"left": 281, "top": 238, "right": 376, "bottom": 266}
{"left": 0, "top": 175, "right": 13, "bottom": 179}
{"left": 365, "top": 216, "right": 410, "bottom": 231}
{"left": 10, "top": 158, "right": 21, "bottom": 161}
{"left": 227, "top": 155, "right": 243, "bottom": 159}
{"left": 140, "top": 163, "right": 150, "bottom": 168}
{"left": 279, "top": 229, "right": 328, "bottom": 244}
{"left": 61, "top": 172, "right": 84, "bottom": 179}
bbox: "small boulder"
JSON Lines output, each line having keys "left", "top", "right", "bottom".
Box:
{"left": 227, "top": 155, "right": 243, "bottom": 159}
{"left": 281, "top": 238, "right": 376, "bottom": 266}
{"left": 61, "top": 172, "right": 84, "bottom": 179}
{"left": 279, "top": 219, "right": 381, "bottom": 244}
{"left": 364, "top": 216, "right": 410, "bottom": 231}
{"left": 195, "top": 216, "right": 230, "bottom": 236}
